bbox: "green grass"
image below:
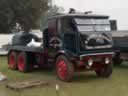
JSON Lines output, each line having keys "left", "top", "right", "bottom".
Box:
{"left": 1, "top": 56, "right": 128, "bottom": 96}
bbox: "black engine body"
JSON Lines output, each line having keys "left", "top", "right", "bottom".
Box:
{"left": 12, "top": 32, "right": 39, "bottom": 46}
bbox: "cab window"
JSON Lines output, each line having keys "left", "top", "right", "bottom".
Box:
{"left": 62, "top": 17, "right": 76, "bottom": 33}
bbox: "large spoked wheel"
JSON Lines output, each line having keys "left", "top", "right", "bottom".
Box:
{"left": 95, "top": 63, "right": 113, "bottom": 78}
{"left": 18, "top": 52, "right": 33, "bottom": 72}
{"left": 8, "top": 51, "right": 17, "bottom": 70}
{"left": 56, "top": 55, "right": 74, "bottom": 82}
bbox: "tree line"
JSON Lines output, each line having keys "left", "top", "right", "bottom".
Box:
{"left": 0, "top": 0, "right": 62, "bottom": 33}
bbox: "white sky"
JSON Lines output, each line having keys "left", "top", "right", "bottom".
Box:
{"left": 54, "top": 0, "right": 128, "bottom": 30}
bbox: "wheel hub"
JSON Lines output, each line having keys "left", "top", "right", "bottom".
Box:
{"left": 57, "top": 60, "right": 68, "bottom": 79}
{"left": 18, "top": 54, "right": 24, "bottom": 71}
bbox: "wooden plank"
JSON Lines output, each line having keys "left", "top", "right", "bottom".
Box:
{"left": 6, "top": 80, "right": 49, "bottom": 90}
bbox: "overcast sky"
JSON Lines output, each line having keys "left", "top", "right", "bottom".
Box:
{"left": 54, "top": 0, "right": 128, "bottom": 30}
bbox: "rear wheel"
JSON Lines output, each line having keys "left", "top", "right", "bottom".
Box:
{"left": 56, "top": 55, "right": 74, "bottom": 82}
{"left": 8, "top": 51, "right": 17, "bottom": 70}
{"left": 95, "top": 63, "right": 113, "bottom": 77}
{"left": 18, "top": 52, "right": 33, "bottom": 72}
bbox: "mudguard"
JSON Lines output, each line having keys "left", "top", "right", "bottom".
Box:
{"left": 54, "top": 50, "right": 78, "bottom": 62}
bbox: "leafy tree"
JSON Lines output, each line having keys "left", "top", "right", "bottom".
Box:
{"left": 0, "top": 0, "right": 50, "bottom": 33}
{"left": 41, "top": 4, "right": 64, "bottom": 30}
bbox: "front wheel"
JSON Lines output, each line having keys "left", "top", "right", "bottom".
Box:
{"left": 113, "top": 52, "right": 123, "bottom": 65}
{"left": 113, "top": 58, "right": 123, "bottom": 65}
{"left": 95, "top": 63, "right": 113, "bottom": 78}
{"left": 56, "top": 55, "right": 74, "bottom": 82}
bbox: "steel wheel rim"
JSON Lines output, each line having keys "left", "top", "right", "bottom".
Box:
{"left": 57, "top": 60, "right": 68, "bottom": 79}
{"left": 18, "top": 54, "right": 24, "bottom": 71}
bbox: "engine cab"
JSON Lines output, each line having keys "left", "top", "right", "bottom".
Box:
{"left": 45, "top": 13, "right": 113, "bottom": 58}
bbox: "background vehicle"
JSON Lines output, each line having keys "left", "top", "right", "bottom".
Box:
{"left": 4, "top": 12, "right": 114, "bottom": 82}
{"left": 113, "top": 31, "right": 128, "bottom": 65}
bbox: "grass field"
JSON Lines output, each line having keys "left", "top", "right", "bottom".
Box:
{"left": 1, "top": 56, "right": 128, "bottom": 96}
